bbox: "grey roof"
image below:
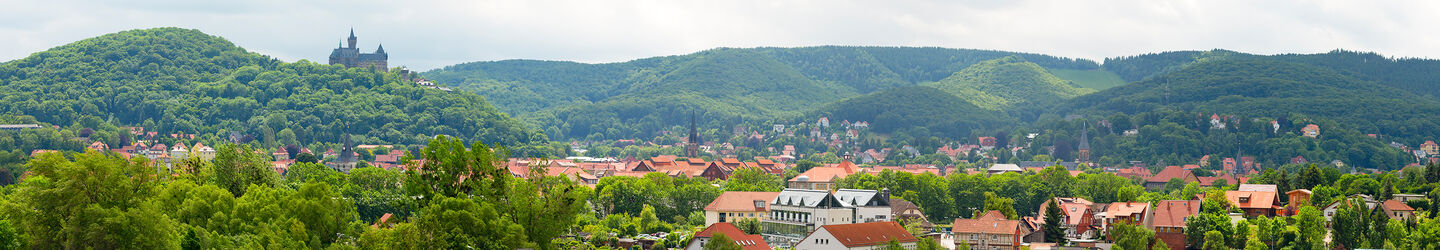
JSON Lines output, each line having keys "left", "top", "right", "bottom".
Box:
{"left": 835, "top": 189, "right": 888, "bottom": 207}
{"left": 988, "top": 163, "right": 1023, "bottom": 172}
{"left": 331, "top": 48, "right": 359, "bottom": 57}
{"left": 1017, "top": 161, "right": 1079, "bottom": 170}
{"left": 1237, "top": 184, "right": 1277, "bottom": 193}
{"left": 773, "top": 189, "right": 848, "bottom": 208}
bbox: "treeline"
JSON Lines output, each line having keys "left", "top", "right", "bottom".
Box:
{"left": 424, "top": 46, "right": 1100, "bottom": 140}
{"left": 1066, "top": 58, "right": 1440, "bottom": 148}
{"left": 0, "top": 136, "right": 588, "bottom": 249}
{"left": 0, "top": 28, "right": 555, "bottom": 156}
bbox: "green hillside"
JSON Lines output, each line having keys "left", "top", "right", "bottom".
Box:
{"left": 927, "top": 56, "right": 1095, "bottom": 111}
{"left": 426, "top": 46, "right": 1098, "bottom": 140}
{"left": 1104, "top": 49, "right": 1440, "bottom": 99}
{"left": 810, "top": 86, "right": 1013, "bottom": 138}
{"left": 1049, "top": 69, "right": 1127, "bottom": 90}
{"left": 0, "top": 28, "right": 552, "bottom": 155}
{"left": 1066, "top": 58, "right": 1440, "bottom": 144}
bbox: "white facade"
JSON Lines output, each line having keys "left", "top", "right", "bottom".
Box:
{"left": 795, "top": 226, "right": 916, "bottom": 250}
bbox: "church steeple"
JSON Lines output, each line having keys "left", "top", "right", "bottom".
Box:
{"left": 347, "top": 28, "right": 358, "bottom": 49}
{"left": 686, "top": 110, "right": 700, "bottom": 158}
{"left": 375, "top": 43, "right": 385, "bottom": 54}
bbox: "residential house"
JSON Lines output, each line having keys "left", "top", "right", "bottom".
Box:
{"left": 1284, "top": 189, "right": 1312, "bottom": 216}
{"left": 818, "top": 117, "right": 830, "bottom": 127}
{"left": 1144, "top": 166, "right": 1199, "bottom": 190}
{"left": 1226, "top": 190, "right": 1281, "bottom": 217}
{"left": 1036, "top": 197, "right": 1096, "bottom": 240}
{"left": 952, "top": 210, "right": 1022, "bottom": 250}
{"left": 1382, "top": 199, "right": 1416, "bottom": 220}
{"left": 789, "top": 161, "right": 860, "bottom": 190}
{"left": 1395, "top": 193, "right": 1427, "bottom": 203}
{"left": 704, "top": 192, "right": 781, "bottom": 227}
{"left": 170, "top": 144, "right": 189, "bottom": 160}
{"left": 1152, "top": 200, "right": 1199, "bottom": 250}
{"left": 794, "top": 221, "right": 917, "bottom": 250}
{"left": 1320, "top": 194, "right": 1415, "bottom": 221}
{"left": 1104, "top": 202, "right": 1152, "bottom": 233}
{"left": 1423, "top": 141, "right": 1439, "bottom": 156}
{"left": 1302, "top": 124, "right": 1320, "bottom": 138}
{"left": 890, "top": 198, "right": 935, "bottom": 231}
{"left": 978, "top": 137, "right": 997, "bottom": 150}
{"left": 685, "top": 222, "right": 771, "bottom": 250}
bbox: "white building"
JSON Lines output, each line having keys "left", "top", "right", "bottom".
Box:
{"left": 762, "top": 188, "right": 892, "bottom": 248}
{"left": 794, "top": 221, "right": 917, "bottom": 250}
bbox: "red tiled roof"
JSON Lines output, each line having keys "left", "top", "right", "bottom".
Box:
{"left": 790, "top": 166, "right": 851, "bottom": 183}
{"left": 692, "top": 223, "right": 771, "bottom": 250}
{"left": 1147, "top": 166, "right": 1195, "bottom": 183}
{"left": 952, "top": 210, "right": 1020, "bottom": 235}
{"left": 1226, "top": 191, "right": 1279, "bottom": 209}
{"left": 1107, "top": 202, "right": 1149, "bottom": 219}
{"left": 1152, "top": 200, "right": 1199, "bottom": 228}
{"left": 1384, "top": 199, "right": 1415, "bottom": 211}
{"left": 815, "top": 221, "right": 919, "bottom": 248}
{"left": 705, "top": 192, "right": 780, "bottom": 212}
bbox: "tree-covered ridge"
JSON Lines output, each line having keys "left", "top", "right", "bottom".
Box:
{"left": 1104, "top": 49, "right": 1440, "bottom": 99}
{"left": 1064, "top": 58, "right": 1440, "bottom": 146}
{"left": 926, "top": 56, "right": 1095, "bottom": 111}
{"left": 0, "top": 28, "right": 551, "bottom": 155}
{"left": 810, "top": 86, "right": 1012, "bottom": 139}
{"left": 423, "top": 46, "right": 1099, "bottom": 140}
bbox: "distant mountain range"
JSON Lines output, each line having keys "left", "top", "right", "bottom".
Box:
{"left": 425, "top": 46, "right": 1440, "bottom": 144}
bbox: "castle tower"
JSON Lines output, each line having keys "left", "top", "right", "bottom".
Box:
{"left": 347, "top": 29, "right": 357, "bottom": 49}
{"left": 686, "top": 111, "right": 700, "bottom": 158}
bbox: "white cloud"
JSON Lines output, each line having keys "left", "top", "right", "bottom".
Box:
{"left": 0, "top": 0, "right": 1434, "bottom": 70}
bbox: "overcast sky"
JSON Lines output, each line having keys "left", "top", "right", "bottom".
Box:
{"left": 1, "top": 0, "right": 1435, "bottom": 70}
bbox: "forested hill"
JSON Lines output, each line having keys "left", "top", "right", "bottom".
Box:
{"left": 1104, "top": 49, "right": 1440, "bottom": 99}
{"left": 1064, "top": 58, "right": 1440, "bottom": 145}
{"left": 926, "top": 56, "right": 1095, "bottom": 111}
{"left": 424, "top": 46, "right": 1103, "bottom": 140}
{"left": 810, "top": 86, "right": 1012, "bottom": 137}
{"left": 0, "top": 28, "right": 552, "bottom": 155}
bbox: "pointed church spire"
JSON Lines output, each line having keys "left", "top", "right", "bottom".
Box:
{"left": 376, "top": 43, "right": 385, "bottom": 54}
{"left": 349, "top": 28, "right": 356, "bottom": 39}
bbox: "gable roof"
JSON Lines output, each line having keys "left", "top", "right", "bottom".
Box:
{"left": 814, "top": 221, "right": 919, "bottom": 247}
{"left": 1147, "top": 165, "right": 1197, "bottom": 183}
{"left": 1152, "top": 200, "right": 1199, "bottom": 228}
{"left": 1106, "top": 202, "right": 1150, "bottom": 218}
{"left": 1383, "top": 199, "right": 1415, "bottom": 212}
{"left": 706, "top": 192, "right": 781, "bottom": 212}
{"left": 692, "top": 223, "right": 771, "bottom": 250}
{"left": 952, "top": 210, "right": 1020, "bottom": 235}
{"left": 1226, "top": 190, "right": 1279, "bottom": 209}
{"left": 1238, "top": 184, "right": 1278, "bottom": 192}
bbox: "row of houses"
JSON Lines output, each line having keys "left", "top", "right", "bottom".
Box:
{"left": 941, "top": 184, "right": 1418, "bottom": 250}
{"left": 697, "top": 188, "right": 930, "bottom": 249}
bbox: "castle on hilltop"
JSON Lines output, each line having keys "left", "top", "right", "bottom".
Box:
{"left": 328, "top": 29, "right": 388, "bottom": 71}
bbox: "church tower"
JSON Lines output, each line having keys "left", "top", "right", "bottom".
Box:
{"left": 1077, "top": 122, "right": 1091, "bottom": 162}
{"left": 686, "top": 111, "right": 700, "bottom": 158}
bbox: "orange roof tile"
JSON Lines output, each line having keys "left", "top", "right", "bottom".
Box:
{"left": 1226, "top": 190, "right": 1279, "bottom": 209}
{"left": 1384, "top": 199, "right": 1415, "bottom": 211}
{"left": 814, "top": 221, "right": 918, "bottom": 248}
{"left": 1152, "top": 200, "right": 1199, "bottom": 228}
{"left": 693, "top": 223, "right": 770, "bottom": 250}
{"left": 952, "top": 210, "right": 1020, "bottom": 235}
{"left": 705, "top": 192, "right": 781, "bottom": 212}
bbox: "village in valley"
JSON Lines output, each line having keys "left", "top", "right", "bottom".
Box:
{"left": 3, "top": 3, "right": 1440, "bottom": 249}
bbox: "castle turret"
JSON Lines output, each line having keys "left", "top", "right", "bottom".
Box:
{"left": 347, "top": 28, "right": 357, "bottom": 49}
{"left": 376, "top": 44, "right": 386, "bottom": 54}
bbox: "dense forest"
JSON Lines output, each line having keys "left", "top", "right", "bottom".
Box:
{"left": 809, "top": 86, "right": 1011, "bottom": 139}
{"left": 1066, "top": 58, "right": 1440, "bottom": 147}
{"left": 423, "top": 46, "right": 1104, "bottom": 140}
{"left": 0, "top": 28, "right": 556, "bottom": 156}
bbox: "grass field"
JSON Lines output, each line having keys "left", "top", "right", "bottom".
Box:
{"left": 1049, "top": 69, "right": 1129, "bottom": 90}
